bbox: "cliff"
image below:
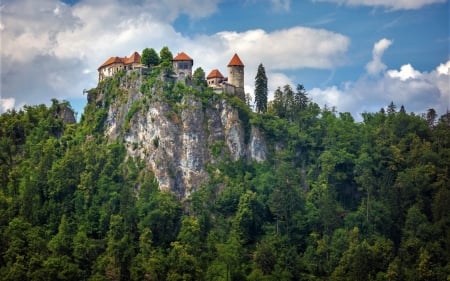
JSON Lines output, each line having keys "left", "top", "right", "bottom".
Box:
{"left": 89, "top": 71, "right": 267, "bottom": 198}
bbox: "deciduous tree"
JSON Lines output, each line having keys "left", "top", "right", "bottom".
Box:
{"left": 141, "top": 48, "right": 159, "bottom": 67}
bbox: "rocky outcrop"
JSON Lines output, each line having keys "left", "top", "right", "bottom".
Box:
{"left": 102, "top": 87, "right": 267, "bottom": 198}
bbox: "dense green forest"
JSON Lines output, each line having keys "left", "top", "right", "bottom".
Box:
{"left": 0, "top": 72, "right": 449, "bottom": 280}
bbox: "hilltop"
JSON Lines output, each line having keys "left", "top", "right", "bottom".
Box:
{"left": 0, "top": 49, "right": 449, "bottom": 280}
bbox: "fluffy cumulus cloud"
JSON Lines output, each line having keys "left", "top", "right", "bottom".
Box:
{"left": 365, "top": 38, "right": 392, "bottom": 75}
{"left": 1, "top": 0, "right": 350, "bottom": 114}
{"left": 314, "top": 0, "right": 447, "bottom": 10}
{"left": 0, "top": 98, "right": 16, "bottom": 112}
{"left": 310, "top": 40, "right": 450, "bottom": 119}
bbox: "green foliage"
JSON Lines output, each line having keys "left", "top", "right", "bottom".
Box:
{"left": 139, "top": 66, "right": 162, "bottom": 98}
{"left": 160, "top": 46, "right": 174, "bottom": 74}
{"left": 1, "top": 86, "right": 449, "bottom": 281}
{"left": 254, "top": 63, "right": 268, "bottom": 113}
{"left": 210, "top": 140, "right": 226, "bottom": 158}
{"left": 141, "top": 48, "right": 159, "bottom": 67}
{"left": 228, "top": 95, "right": 252, "bottom": 144}
{"left": 192, "top": 67, "right": 207, "bottom": 87}
{"left": 124, "top": 100, "right": 141, "bottom": 130}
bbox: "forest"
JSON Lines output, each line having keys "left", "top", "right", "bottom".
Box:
{"left": 0, "top": 67, "right": 449, "bottom": 281}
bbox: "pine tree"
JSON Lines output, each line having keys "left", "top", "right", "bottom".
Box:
{"left": 254, "top": 63, "right": 268, "bottom": 113}
{"left": 387, "top": 101, "right": 396, "bottom": 115}
{"left": 294, "top": 84, "right": 309, "bottom": 110}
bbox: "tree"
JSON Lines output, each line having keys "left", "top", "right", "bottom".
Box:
{"left": 254, "top": 63, "right": 268, "bottom": 113}
{"left": 269, "top": 87, "right": 284, "bottom": 117}
{"left": 426, "top": 108, "right": 436, "bottom": 128}
{"left": 192, "top": 67, "right": 207, "bottom": 87}
{"left": 232, "top": 190, "right": 263, "bottom": 244}
{"left": 387, "top": 101, "right": 396, "bottom": 115}
{"left": 294, "top": 84, "right": 309, "bottom": 111}
{"left": 283, "top": 84, "right": 295, "bottom": 120}
{"left": 141, "top": 48, "right": 159, "bottom": 67}
{"left": 160, "top": 46, "right": 173, "bottom": 73}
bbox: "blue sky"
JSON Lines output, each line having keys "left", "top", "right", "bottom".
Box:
{"left": 1, "top": 0, "right": 449, "bottom": 119}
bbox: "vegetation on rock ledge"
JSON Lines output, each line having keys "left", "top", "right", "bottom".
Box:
{"left": 0, "top": 73, "right": 449, "bottom": 281}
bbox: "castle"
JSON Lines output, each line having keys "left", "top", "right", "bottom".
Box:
{"left": 97, "top": 51, "right": 142, "bottom": 81}
{"left": 98, "top": 51, "right": 245, "bottom": 99}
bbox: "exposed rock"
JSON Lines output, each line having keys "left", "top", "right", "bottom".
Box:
{"left": 102, "top": 84, "right": 268, "bottom": 198}
{"left": 248, "top": 126, "right": 267, "bottom": 162}
{"left": 55, "top": 105, "right": 76, "bottom": 124}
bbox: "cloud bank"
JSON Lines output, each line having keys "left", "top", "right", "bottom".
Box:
{"left": 0, "top": 0, "right": 349, "bottom": 114}
{"left": 310, "top": 38, "right": 450, "bottom": 119}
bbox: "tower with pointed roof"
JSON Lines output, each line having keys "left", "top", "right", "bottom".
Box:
{"left": 227, "top": 53, "right": 244, "bottom": 90}
{"left": 173, "top": 52, "right": 193, "bottom": 79}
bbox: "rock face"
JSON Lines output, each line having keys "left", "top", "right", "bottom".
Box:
{"left": 103, "top": 90, "right": 267, "bottom": 198}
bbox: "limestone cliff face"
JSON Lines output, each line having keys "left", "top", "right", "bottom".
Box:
{"left": 102, "top": 89, "right": 267, "bottom": 198}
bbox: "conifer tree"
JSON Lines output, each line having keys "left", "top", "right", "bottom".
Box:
{"left": 254, "top": 63, "right": 268, "bottom": 113}
{"left": 387, "top": 101, "right": 396, "bottom": 114}
{"left": 294, "top": 84, "right": 309, "bottom": 110}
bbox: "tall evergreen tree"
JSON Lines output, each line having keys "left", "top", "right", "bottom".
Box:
{"left": 387, "top": 101, "right": 396, "bottom": 115}
{"left": 254, "top": 63, "right": 268, "bottom": 113}
{"left": 294, "top": 84, "right": 309, "bottom": 110}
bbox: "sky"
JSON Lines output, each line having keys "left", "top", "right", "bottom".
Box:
{"left": 1, "top": 0, "right": 449, "bottom": 120}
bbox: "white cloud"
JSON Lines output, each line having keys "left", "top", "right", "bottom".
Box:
{"left": 387, "top": 64, "right": 421, "bottom": 81}
{"left": 314, "top": 0, "right": 447, "bottom": 10}
{"left": 217, "top": 27, "right": 349, "bottom": 71}
{"left": 1, "top": 0, "right": 350, "bottom": 113}
{"left": 267, "top": 72, "right": 295, "bottom": 98}
{"left": 437, "top": 60, "right": 450, "bottom": 75}
{"left": 310, "top": 60, "right": 450, "bottom": 120}
{"left": 0, "top": 98, "right": 15, "bottom": 113}
{"left": 309, "top": 38, "right": 449, "bottom": 119}
{"left": 365, "top": 38, "right": 392, "bottom": 75}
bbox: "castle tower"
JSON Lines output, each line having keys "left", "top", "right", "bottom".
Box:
{"left": 227, "top": 53, "right": 244, "bottom": 89}
{"left": 173, "top": 52, "right": 193, "bottom": 79}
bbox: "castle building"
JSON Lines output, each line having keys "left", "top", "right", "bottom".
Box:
{"left": 97, "top": 50, "right": 245, "bottom": 100}
{"left": 206, "top": 69, "right": 224, "bottom": 88}
{"left": 206, "top": 53, "right": 245, "bottom": 90}
{"left": 227, "top": 53, "right": 245, "bottom": 90}
{"left": 98, "top": 51, "right": 142, "bottom": 81}
{"left": 206, "top": 53, "right": 245, "bottom": 100}
{"left": 172, "top": 52, "right": 193, "bottom": 79}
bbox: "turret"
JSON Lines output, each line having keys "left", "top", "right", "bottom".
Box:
{"left": 227, "top": 53, "right": 244, "bottom": 89}
{"left": 173, "top": 52, "right": 193, "bottom": 79}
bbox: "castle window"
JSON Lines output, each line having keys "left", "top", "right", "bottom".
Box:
{"left": 179, "top": 63, "right": 189, "bottom": 69}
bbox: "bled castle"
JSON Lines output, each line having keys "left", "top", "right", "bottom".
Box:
{"left": 98, "top": 51, "right": 245, "bottom": 99}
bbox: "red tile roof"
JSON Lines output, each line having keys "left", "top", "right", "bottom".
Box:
{"left": 207, "top": 69, "right": 224, "bottom": 79}
{"left": 98, "top": 52, "right": 141, "bottom": 70}
{"left": 227, "top": 53, "right": 244, "bottom": 67}
{"left": 173, "top": 52, "right": 193, "bottom": 61}
{"left": 98, "top": 57, "right": 121, "bottom": 69}
{"left": 123, "top": 51, "right": 141, "bottom": 64}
